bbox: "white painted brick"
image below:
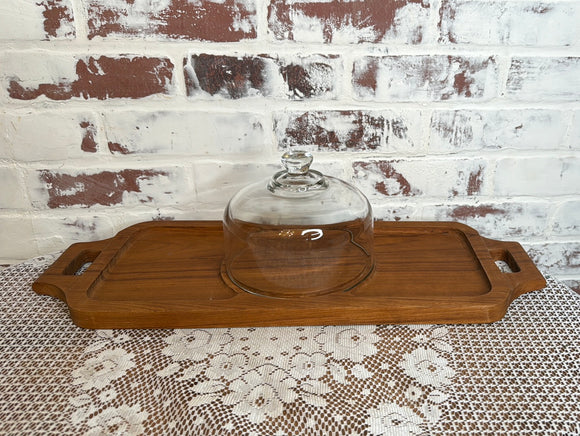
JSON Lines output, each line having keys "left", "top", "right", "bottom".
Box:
{"left": 353, "top": 158, "right": 490, "bottom": 201}
{"left": 0, "top": 0, "right": 45, "bottom": 40}
{"left": 193, "top": 158, "right": 348, "bottom": 211}
{"left": 103, "top": 207, "right": 233, "bottom": 235}
{"left": 571, "top": 111, "right": 580, "bottom": 150}
{"left": 429, "top": 110, "right": 568, "bottom": 153}
{"left": 552, "top": 201, "right": 580, "bottom": 236}
{"left": 563, "top": 280, "right": 580, "bottom": 293}
{"left": 526, "top": 242, "right": 580, "bottom": 276}
{"left": 384, "top": 112, "right": 426, "bottom": 154}
{"left": 440, "top": 0, "right": 580, "bottom": 46}
{"left": 32, "top": 214, "right": 116, "bottom": 255}
{"left": 1, "top": 112, "right": 99, "bottom": 161}
{"left": 102, "top": 111, "right": 266, "bottom": 155}
{"left": 421, "top": 202, "right": 550, "bottom": 238}
{"left": 382, "top": 1, "right": 434, "bottom": 44}
{"left": 0, "top": 0, "right": 74, "bottom": 40}
{"left": 312, "top": 159, "right": 352, "bottom": 185}
{"left": 12, "top": 210, "right": 217, "bottom": 262}
{"left": 373, "top": 204, "right": 419, "bottom": 222}
{"left": 506, "top": 57, "right": 580, "bottom": 101}
{"left": 0, "top": 0, "right": 577, "bottom": 280}
{"left": 495, "top": 157, "right": 580, "bottom": 196}
{"left": 0, "top": 52, "right": 78, "bottom": 94}
{"left": 0, "top": 1, "right": 45, "bottom": 40}
{"left": 39, "top": 209, "right": 221, "bottom": 250}
{"left": 0, "top": 117, "right": 8, "bottom": 158}
{"left": 353, "top": 55, "right": 498, "bottom": 101}
{"left": 0, "top": 215, "right": 37, "bottom": 262}
{"left": 193, "top": 161, "right": 285, "bottom": 210}
{"left": 0, "top": 167, "right": 28, "bottom": 209}
{"left": 192, "top": 157, "right": 352, "bottom": 225}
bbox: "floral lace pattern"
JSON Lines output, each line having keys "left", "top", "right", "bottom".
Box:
{"left": 1, "top": 256, "right": 579, "bottom": 435}
{"left": 65, "top": 323, "right": 453, "bottom": 434}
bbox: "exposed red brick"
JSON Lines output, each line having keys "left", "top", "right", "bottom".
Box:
{"left": 38, "top": 0, "right": 75, "bottom": 39}
{"left": 354, "top": 161, "right": 421, "bottom": 196}
{"left": 185, "top": 54, "right": 265, "bottom": 98}
{"left": 80, "top": 121, "right": 97, "bottom": 153}
{"left": 438, "top": 0, "right": 457, "bottom": 44}
{"left": 340, "top": 112, "right": 384, "bottom": 149}
{"left": 449, "top": 205, "right": 508, "bottom": 220}
{"left": 88, "top": 7, "right": 123, "bottom": 38}
{"left": 467, "top": 166, "right": 484, "bottom": 195}
{"left": 185, "top": 54, "right": 338, "bottom": 99}
{"left": 8, "top": 56, "right": 174, "bottom": 101}
{"left": 351, "top": 57, "right": 378, "bottom": 93}
{"left": 87, "top": 0, "right": 256, "bottom": 41}
{"left": 278, "top": 55, "right": 339, "bottom": 99}
{"left": 280, "top": 61, "right": 335, "bottom": 98}
{"left": 277, "top": 111, "right": 385, "bottom": 151}
{"left": 269, "top": 0, "right": 427, "bottom": 43}
{"left": 451, "top": 165, "right": 485, "bottom": 196}
{"left": 108, "top": 142, "right": 131, "bottom": 155}
{"left": 453, "top": 71, "right": 473, "bottom": 98}
{"left": 8, "top": 81, "right": 66, "bottom": 101}
{"left": 39, "top": 169, "right": 168, "bottom": 208}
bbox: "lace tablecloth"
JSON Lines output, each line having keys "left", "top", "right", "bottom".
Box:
{"left": 1, "top": 255, "right": 579, "bottom": 436}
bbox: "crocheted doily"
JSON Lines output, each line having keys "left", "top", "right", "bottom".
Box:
{"left": 1, "top": 255, "right": 578, "bottom": 435}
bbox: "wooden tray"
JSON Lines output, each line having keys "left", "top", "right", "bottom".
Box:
{"left": 32, "top": 221, "right": 546, "bottom": 328}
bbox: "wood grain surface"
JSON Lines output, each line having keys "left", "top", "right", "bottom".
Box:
{"left": 32, "top": 221, "right": 546, "bottom": 328}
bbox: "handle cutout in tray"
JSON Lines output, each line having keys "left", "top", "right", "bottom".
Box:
{"left": 491, "top": 249, "right": 521, "bottom": 274}
{"left": 63, "top": 250, "right": 101, "bottom": 276}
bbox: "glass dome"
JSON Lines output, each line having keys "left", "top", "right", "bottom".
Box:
{"left": 222, "top": 150, "right": 374, "bottom": 298}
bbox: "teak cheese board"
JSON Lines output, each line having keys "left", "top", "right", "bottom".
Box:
{"left": 33, "top": 220, "right": 546, "bottom": 329}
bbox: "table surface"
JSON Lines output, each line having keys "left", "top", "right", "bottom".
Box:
{"left": 1, "top": 254, "right": 579, "bottom": 436}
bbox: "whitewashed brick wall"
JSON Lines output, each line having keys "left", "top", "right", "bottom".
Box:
{"left": 0, "top": 0, "right": 578, "bottom": 288}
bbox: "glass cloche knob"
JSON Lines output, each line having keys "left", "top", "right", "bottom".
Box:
{"left": 282, "top": 150, "right": 313, "bottom": 175}
{"left": 268, "top": 150, "right": 326, "bottom": 195}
